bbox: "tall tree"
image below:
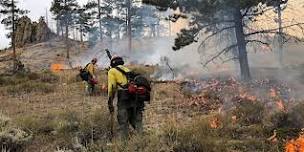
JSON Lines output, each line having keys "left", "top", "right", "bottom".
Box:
{"left": 144, "top": 0, "right": 303, "bottom": 80}
{"left": 75, "top": 3, "right": 97, "bottom": 43}
{"left": 97, "top": 0, "right": 102, "bottom": 40}
{"left": 50, "top": 0, "right": 64, "bottom": 38}
{"left": 266, "top": 0, "right": 288, "bottom": 66}
{"left": 51, "top": 0, "right": 78, "bottom": 59}
{"left": 126, "top": 0, "right": 132, "bottom": 52}
{"left": 0, "top": 0, "right": 28, "bottom": 70}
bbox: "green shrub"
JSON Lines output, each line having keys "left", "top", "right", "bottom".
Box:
{"left": 15, "top": 115, "right": 56, "bottom": 135}
{"left": 40, "top": 71, "right": 59, "bottom": 83}
{"left": 6, "top": 81, "right": 55, "bottom": 95}
{"left": 0, "top": 114, "right": 32, "bottom": 152}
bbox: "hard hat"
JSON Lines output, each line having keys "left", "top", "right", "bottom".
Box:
{"left": 110, "top": 56, "right": 124, "bottom": 67}
{"left": 92, "top": 58, "right": 98, "bottom": 63}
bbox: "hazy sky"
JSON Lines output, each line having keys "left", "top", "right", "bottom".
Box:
{"left": 0, "top": 0, "right": 87, "bottom": 49}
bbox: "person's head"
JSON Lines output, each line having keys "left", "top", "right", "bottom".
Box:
{"left": 91, "top": 58, "right": 98, "bottom": 65}
{"left": 110, "top": 56, "right": 124, "bottom": 67}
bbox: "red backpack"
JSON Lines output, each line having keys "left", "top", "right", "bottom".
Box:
{"left": 115, "top": 67, "right": 151, "bottom": 102}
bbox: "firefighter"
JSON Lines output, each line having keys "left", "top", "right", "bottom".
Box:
{"left": 85, "top": 58, "right": 98, "bottom": 95}
{"left": 107, "top": 56, "right": 144, "bottom": 140}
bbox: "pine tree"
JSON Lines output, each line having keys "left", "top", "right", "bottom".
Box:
{"left": 75, "top": 3, "right": 97, "bottom": 43}
{"left": 0, "top": 0, "right": 28, "bottom": 71}
{"left": 144, "top": 0, "right": 303, "bottom": 80}
{"left": 50, "top": 0, "right": 64, "bottom": 37}
{"left": 266, "top": 0, "right": 288, "bottom": 66}
{"left": 50, "top": 0, "right": 78, "bottom": 59}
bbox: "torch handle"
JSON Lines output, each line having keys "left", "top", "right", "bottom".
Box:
{"left": 105, "top": 49, "right": 112, "bottom": 60}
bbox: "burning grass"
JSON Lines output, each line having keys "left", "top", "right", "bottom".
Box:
{"left": 0, "top": 67, "right": 303, "bottom": 151}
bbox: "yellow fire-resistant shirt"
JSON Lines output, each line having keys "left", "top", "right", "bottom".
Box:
{"left": 108, "top": 65, "right": 130, "bottom": 97}
{"left": 85, "top": 63, "right": 96, "bottom": 77}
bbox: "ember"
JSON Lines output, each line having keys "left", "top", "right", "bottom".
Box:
{"left": 285, "top": 135, "right": 304, "bottom": 152}
{"left": 209, "top": 116, "right": 220, "bottom": 129}
{"left": 276, "top": 99, "right": 286, "bottom": 112}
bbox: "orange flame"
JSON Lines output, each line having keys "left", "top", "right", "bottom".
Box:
{"left": 100, "top": 84, "right": 108, "bottom": 93}
{"left": 285, "top": 135, "right": 304, "bottom": 152}
{"left": 276, "top": 100, "right": 286, "bottom": 112}
{"left": 239, "top": 92, "right": 257, "bottom": 101}
{"left": 210, "top": 117, "right": 220, "bottom": 129}
{"left": 51, "top": 64, "right": 64, "bottom": 73}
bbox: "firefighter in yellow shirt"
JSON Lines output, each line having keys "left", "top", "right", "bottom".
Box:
{"left": 108, "top": 56, "right": 144, "bottom": 140}
{"left": 85, "top": 58, "right": 98, "bottom": 95}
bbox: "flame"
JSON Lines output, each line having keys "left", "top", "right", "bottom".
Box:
{"left": 285, "top": 135, "right": 304, "bottom": 152}
{"left": 100, "top": 84, "right": 108, "bottom": 93}
{"left": 239, "top": 92, "right": 257, "bottom": 101}
{"left": 51, "top": 64, "right": 64, "bottom": 73}
{"left": 276, "top": 100, "right": 286, "bottom": 112}
{"left": 210, "top": 117, "right": 220, "bottom": 129}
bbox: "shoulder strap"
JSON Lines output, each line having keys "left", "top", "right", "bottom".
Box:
{"left": 115, "top": 66, "right": 128, "bottom": 76}
{"left": 84, "top": 63, "right": 91, "bottom": 70}
{"left": 113, "top": 66, "right": 128, "bottom": 88}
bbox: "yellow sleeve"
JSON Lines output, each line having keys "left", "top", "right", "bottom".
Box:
{"left": 108, "top": 70, "right": 117, "bottom": 97}
{"left": 87, "top": 64, "right": 95, "bottom": 76}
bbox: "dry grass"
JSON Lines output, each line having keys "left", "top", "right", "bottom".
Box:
{"left": 0, "top": 68, "right": 303, "bottom": 151}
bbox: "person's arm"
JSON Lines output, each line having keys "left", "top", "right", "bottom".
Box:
{"left": 108, "top": 70, "right": 117, "bottom": 113}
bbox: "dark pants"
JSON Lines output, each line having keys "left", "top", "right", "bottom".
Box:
{"left": 117, "top": 90, "right": 144, "bottom": 140}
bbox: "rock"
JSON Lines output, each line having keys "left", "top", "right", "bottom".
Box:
{"left": 14, "top": 16, "right": 55, "bottom": 47}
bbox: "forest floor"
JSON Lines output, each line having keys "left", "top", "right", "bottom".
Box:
{"left": 0, "top": 66, "right": 304, "bottom": 152}
{"left": 1, "top": 39, "right": 304, "bottom": 151}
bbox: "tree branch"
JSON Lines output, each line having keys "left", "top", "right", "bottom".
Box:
{"left": 197, "top": 20, "right": 235, "bottom": 29}
{"left": 198, "top": 26, "right": 235, "bottom": 50}
{"left": 245, "top": 23, "right": 304, "bottom": 36}
{"left": 203, "top": 44, "right": 238, "bottom": 67}
{"left": 246, "top": 40, "right": 270, "bottom": 46}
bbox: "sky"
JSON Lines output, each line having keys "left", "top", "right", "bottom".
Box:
{"left": 0, "top": 0, "right": 87, "bottom": 49}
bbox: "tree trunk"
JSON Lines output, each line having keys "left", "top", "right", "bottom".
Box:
{"left": 127, "top": 0, "right": 132, "bottom": 52}
{"left": 61, "top": 24, "right": 64, "bottom": 39}
{"left": 109, "top": 30, "right": 113, "bottom": 50}
{"left": 80, "top": 27, "right": 83, "bottom": 43}
{"left": 277, "top": 3, "right": 284, "bottom": 67}
{"left": 168, "top": 20, "right": 171, "bottom": 36}
{"left": 56, "top": 20, "right": 60, "bottom": 36}
{"left": 65, "top": 25, "right": 70, "bottom": 59}
{"left": 97, "top": 0, "right": 102, "bottom": 41}
{"left": 12, "top": 0, "right": 17, "bottom": 70}
{"left": 234, "top": 8, "right": 251, "bottom": 80}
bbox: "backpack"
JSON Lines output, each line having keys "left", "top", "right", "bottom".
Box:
{"left": 115, "top": 66, "right": 151, "bottom": 102}
{"left": 79, "top": 63, "right": 91, "bottom": 81}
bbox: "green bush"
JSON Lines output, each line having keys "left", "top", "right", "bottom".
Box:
{"left": 0, "top": 114, "right": 32, "bottom": 152}
{"left": 39, "top": 71, "right": 59, "bottom": 83}
{"left": 5, "top": 81, "right": 55, "bottom": 95}
{"left": 15, "top": 115, "right": 56, "bottom": 135}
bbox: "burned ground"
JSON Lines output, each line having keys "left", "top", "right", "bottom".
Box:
{"left": 0, "top": 66, "right": 303, "bottom": 152}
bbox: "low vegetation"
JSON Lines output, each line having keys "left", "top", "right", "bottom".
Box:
{"left": 0, "top": 69, "right": 303, "bottom": 151}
